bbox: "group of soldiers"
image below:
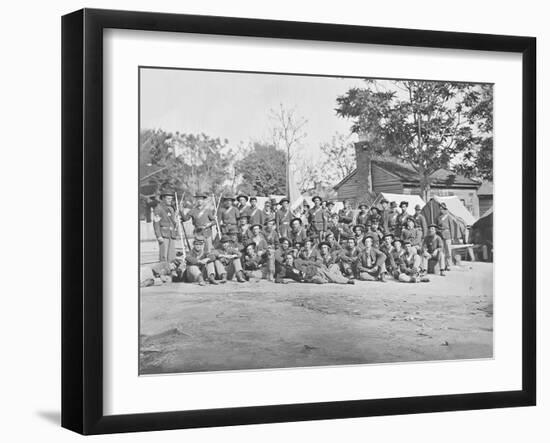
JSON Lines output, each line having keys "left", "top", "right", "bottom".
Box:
{"left": 141, "top": 187, "right": 456, "bottom": 287}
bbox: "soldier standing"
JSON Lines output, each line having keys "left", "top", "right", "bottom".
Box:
{"left": 380, "top": 198, "right": 390, "bottom": 233}
{"left": 436, "top": 202, "right": 453, "bottom": 270}
{"left": 413, "top": 204, "right": 428, "bottom": 238}
{"left": 275, "top": 197, "right": 293, "bottom": 238}
{"left": 338, "top": 200, "right": 354, "bottom": 227}
{"left": 236, "top": 194, "right": 251, "bottom": 218}
{"left": 181, "top": 193, "right": 216, "bottom": 252}
{"left": 387, "top": 201, "right": 399, "bottom": 236}
{"left": 395, "top": 201, "right": 410, "bottom": 237}
{"left": 247, "top": 197, "right": 265, "bottom": 227}
{"left": 218, "top": 196, "right": 239, "bottom": 234}
{"left": 262, "top": 200, "right": 276, "bottom": 225}
{"left": 356, "top": 203, "right": 369, "bottom": 228}
{"left": 263, "top": 219, "right": 280, "bottom": 248}
{"left": 308, "top": 196, "right": 327, "bottom": 243}
{"left": 153, "top": 186, "right": 178, "bottom": 262}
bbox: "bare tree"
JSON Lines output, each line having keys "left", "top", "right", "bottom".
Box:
{"left": 319, "top": 133, "right": 356, "bottom": 184}
{"left": 269, "top": 104, "right": 308, "bottom": 196}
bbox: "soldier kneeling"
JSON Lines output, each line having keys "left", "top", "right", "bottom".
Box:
{"left": 210, "top": 235, "right": 247, "bottom": 283}
{"left": 395, "top": 240, "right": 430, "bottom": 283}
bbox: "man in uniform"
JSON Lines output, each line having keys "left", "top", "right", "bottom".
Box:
{"left": 289, "top": 217, "right": 308, "bottom": 247}
{"left": 218, "top": 196, "right": 239, "bottom": 234}
{"left": 338, "top": 200, "right": 354, "bottom": 228}
{"left": 247, "top": 197, "right": 264, "bottom": 227}
{"left": 181, "top": 193, "right": 216, "bottom": 252}
{"left": 297, "top": 237, "right": 318, "bottom": 262}
{"left": 315, "top": 241, "right": 354, "bottom": 284}
{"left": 184, "top": 237, "right": 219, "bottom": 286}
{"left": 353, "top": 224, "right": 367, "bottom": 249}
{"left": 237, "top": 214, "right": 251, "bottom": 244}
{"left": 397, "top": 240, "right": 430, "bottom": 283}
{"left": 263, "top": 218, "right": 280, "bottom": 248}
{"left": 275, "top": 197, "right": 293, "bottom": 238}
{"left": 395, "top": 201, "right": 410, "bottom": 238}
{"left": 325, "top": 201, "right": 336, "bottom": 218}
{"left": 365, "top": 219, "right": 384, "bottom": 248}
{"left": 421, "top": 224, "right": 446, "bottom": 276}
{"left": 367, "top": 206, "right": 382, "bottom": 228}
{"left": 262, "top": 200, "right": 276, "bottom": 225}
{"left": 236, "top": 194, "right": 251, "bottom": 218}
{"left": 153, "top": 186, "right": 178, "bottom": 262}
{"left": 356, "top": 203, "right": 369, "bottom": 228}
{"left": 379, "top": 233, "right": 398, "bottom": 277}
{"left": 308, "top": 196, "right": 328, "bottom": 243}
{"left": 338, "top": 235, "right": 361, "bottom": 278}
{"left": 401, "top": 216, "right": 423, "bottom": 248}
{"left": 140, "top": 257, "right": 184, "bottom": 287}
{"left": 413, "top": 204, "right": 428, "bottom": 238}
{"left": 389, "top": 238, "right": 406, "bottom": 279}
{"left": 380, "top": 198, "right": 390, "bottom": 233}
{"left": 387, "top": 201, "right": 399, "bottom": 236}
{"left": 210, "top": 235, "right": 247, "bottom": 282}
{"left": 355, "top": 236, "right": 387, "bottom": 282}
{"left": 324, "top": 231, "right": 343, "bottom": 255}
{"left": 436, "top": 202, "right": 453, "bottom": 270}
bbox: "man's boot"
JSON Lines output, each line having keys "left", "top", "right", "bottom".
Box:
{"left": 379, "top": 272, "right": 387, "bottom": 282}
{"left": 219, "top": 273, "right": 227, "bottom": 284}
{"left": 197, "top": 276, "right": 206, "bottom": 286}
{"left": 236, "top": 271, "right": 246, "bottom": 283}
{"left": 208, "top": 274, "right": 219, "bottom": 285}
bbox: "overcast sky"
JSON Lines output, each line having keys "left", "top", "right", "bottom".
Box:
{"left": 139, "top": 68, "right": 367, "bottom": 161}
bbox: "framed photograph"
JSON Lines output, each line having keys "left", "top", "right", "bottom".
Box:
{"left": 62, "top": 8, "right": 536, "bottom": 435}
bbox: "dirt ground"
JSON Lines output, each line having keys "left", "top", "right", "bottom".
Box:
{"left": 139, "top": 262, "right": 493, "bottom": 375}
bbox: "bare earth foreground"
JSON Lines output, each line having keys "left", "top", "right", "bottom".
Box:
{"left": 140, "top": 262, "right": 493, "bottom": 374}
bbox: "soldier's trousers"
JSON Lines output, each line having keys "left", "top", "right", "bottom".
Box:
{"left": 186, "top": 261, "right": 216, "bottom": 282}
{"left": 443, "top": 238, "right": 452, "bottom": 268}
{"left": 421, "top": 250, "right": 445, "bottom": 273}
{"left": 357, "top": 263, "right": 387, "bottom": 281}
{"left": 318, "top": 264, "right": 349, "bottom": 284}
{"left": 216, "top": 258, "right": 243, "bottom": 280}
{"left": 158, "top": 237, "right": 176, "bottom": 262}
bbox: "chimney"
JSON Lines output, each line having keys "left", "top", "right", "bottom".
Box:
{"left": 354, "top": 137, "right": 373, "bottom": 203}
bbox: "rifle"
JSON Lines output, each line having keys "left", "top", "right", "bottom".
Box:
{"left": 175, "top": 191, "right": 192, "bottom": 253}
{"left": 211, "top": 194, "right": 223, "bottom": 242}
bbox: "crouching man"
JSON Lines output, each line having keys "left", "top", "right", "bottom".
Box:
{"left": 140, "top": 257, "right": 184, "bottom": 287}
{"left": 355, "top": 236, "right": 387, "bottom": 282}
{"left": 242, "top": 241, "right": 275, "bottom": 281}
{"left": 396, "top": 240, "right": 430, "bottom": 283}
{"left": 184, "top": 236, "right": 220, "bottom": 286}
{"left": 211, "top": 235, "right": 247, "bottom": 282}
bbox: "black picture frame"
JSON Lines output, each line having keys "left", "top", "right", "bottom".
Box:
{"left": 61, "top": 8, "right": 536, "bottom": 435}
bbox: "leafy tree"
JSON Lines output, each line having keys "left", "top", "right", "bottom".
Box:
{"left": 336, "top": 80, "right": 491, "bottom": 198}
{"left": 234, "top": 142, "right": 287, "bottom": 196}
{"left": 139, "top": 129, "right": 232, "bottom": 200}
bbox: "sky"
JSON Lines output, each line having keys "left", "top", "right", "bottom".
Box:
{"left": 139, "top": 68, "right": 368, "bottom": 162}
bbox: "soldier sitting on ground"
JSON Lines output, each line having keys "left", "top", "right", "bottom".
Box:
{"left": 184, "top": 236, "right": 219, "bottom": 286}
{"left": 314, "top": 242, "right": 355, "bottom": 284}
{"left": 289, "top": 217, "right": 308, "bottom": 247}
{"left": 421, "top": 224, "right": 447, "bottom": 276}
{"left": 401, "top": 216, "right": 423, "bottom": 248}
{"left": 241, "top": 241, "right": 274, "bottom": 281}
{"left": 397, "top": 240, "right": 430, "bottom": 283}
{"left": 140, "top": 257, "right": 184, "bottom": 287}
{"left": 379, "top": 233, "right": 398, "bottom": 276}
{"left": 263, "top": 218, "right": 280, "bottom": 248}
{"left": 338, "top": 236, "right": 361, "bottom": 278}
{"left": 355, "top": 236, "right": 387, "bottom": 282}
{"left": 211, "top": 235, "right": 247, "bottom": 283}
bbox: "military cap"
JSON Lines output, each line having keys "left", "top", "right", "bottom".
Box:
{"left": 290, "top": 217, "right": 302, "bottom": 225}
{"left": 249, "top": 196, "right": 257, "bottom": 202}
{"left": 238, "top": 214, "right": 249, "bottom": 221}
{"left": 224, "top": 195, "right": 236, "bottom": 201}
{"left": 236, "top": 194, "right": 249, "bottom": 201}
{"left": 293, "top": 240, "right": 305, "bottom": 248}
{"left": 380, "top": 198, "right": 389, "bottom": 204}
{"left": 312, "top": 195, "right": 322, "bottom": 202}
{"left": 278, "top": 237, "right": 291, "bottom": 245}
{"left": 383, "top": 232, "right": 395, "bottom": 239}
{"left": 194, "top": 193, "right": 208, "bottom": 199}
{"left": 358, "top": 203, "right": 368, "bottom": 209}
{"left": 226, "top": 226, "right": 239, "bottom": 234}
{"left": 279, "top": 197, "right": 290, "bottom": 204}
{"left": 439, "top": 202, "right": 448, "bottom": 210}
{"left": 392, "top": 238, "right": 403, "bottom": 246}
{"left": 303, "top": 202, "right": 310, "bottom": 207}
{"left": 250, "top": 223, "right": 262, "bottom": 230}
{"left": 159, "top": 186, "right": 175, "bottom": 197}
{"left": 193, "top": 236, "right": 205, "bottom": 244}
{"left": 244, "top": 241, "right": 256, "bottom": 249}
{"left": 318, "top": 241, "right": 331, "bottom": 249}
{"left": 414, "top": 204, "right": 422, "bottom": 210}
{"left": 364, "top": 231, "right": 376, "bottom": 238}
{"left": 327, "top": 201, "right": 335, "bottom": 207}
{"left": 390, "top": 201, "right": 398, "bottom": 208}
{"left": 428, "top": 223, "right": 439, "bottom": 229}
{"left": 345, "top": 235, "right": 357, "bottom": 243}
{"left": 400, "top": 201, "right": 409, "bottom": 207}
{"left": 370, "top": 206, "right": 380, "bottom": 212}
{"left": 403, "top": 239, "right": 412, "bottom": 246}
{"left": 220, "top": 235, "right": 232, "bottom": 243}
{"left": 353, "top": 224, "right": 365, "bottom": 232}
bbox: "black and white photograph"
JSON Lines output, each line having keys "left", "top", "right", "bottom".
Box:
{"left": 139, "top": 68, "right": 494, "bottom": 375}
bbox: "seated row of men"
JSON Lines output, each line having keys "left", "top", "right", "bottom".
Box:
{"left": 141, "top": 220, "right": 448, "bottom": 287}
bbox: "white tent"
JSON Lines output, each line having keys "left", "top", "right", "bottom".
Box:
{"left": 433, "top": 195, "right": 477, "bottom": 226}
{"left": 372, "top": 193, "right": 425, "bottom": 216}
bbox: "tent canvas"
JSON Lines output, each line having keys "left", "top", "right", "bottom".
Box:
{"left": 433, "top": 195, "right": 477, "bottom": 226}
{"left": 471, "top": 207, "right": 493, "bottom": 245}
{"left": 371, "top": 193, "right": 425, "bottom": 216}
{"left": 421, "top": 198, "right": 469, "bottom": 243}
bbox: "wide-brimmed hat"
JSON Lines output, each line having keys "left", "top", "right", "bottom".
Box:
{"left": 193, "top": 236, "right": 205, "bottom": 245}
{"left": 236, "top": 194, "right": 249, "bottom": 202}
{"left": 238, "top": 214, "right": 249, "bottom": 221}
{"left": 370, "top": 206, "right": 380, "bottom": 212}
{"left": 380, "top": 198, "right": 389, "bottom": 204}
{"left": 439, "top": 202, "right": 448, "bottom": 210}
{"left": 279, "top": 197, "right": 290, "bottom": 204}
{"left": 220, "top": 235, "right": 232, "bottom": 244}
{"left": 318, "top": 241, "right": 331, "bottom": 248}
{"left": 392, "top": 238, "right": 403, "bottom": 246}
{"left": 390, "top": 201, "right": 398, "bottom": 208}
{"left": 223, "top": 196, "right": 236, "bottom": 201}
{"left": 400, "top": 201, "right": 409, "bottom": 207}
{"left": 250, "top": 223, "right": 262, "bottom": 230}
{"left": 249, "top": 196, "right": 257, "bottom": 202}
{"left": 278, "top": 237, "right": 290, "bottom": 245}
{"left": 194, "top": 193, "right": 207, "bottom": 199}
{"left": 383, "top": 232, "right": 395, "bottom": 239}
{"left": 290, "top": 217, "right": 302, "bottom": 225}
{"left": 358, "top": 203, "right": 368, "bottom": 209}
{"left": 414, "top": 204, "right": 422, "bottom": 210}
{"left": 353, "top": 224, "right": 365, "bottom": 232}
{"left": 327, "top": 201, "right": 335, "bottom": 207}
{"left": 312, "top": 195, "right": 322, "bottom": 202}
{"left": 159, "top": 185, "right": 175, "bottom": 197}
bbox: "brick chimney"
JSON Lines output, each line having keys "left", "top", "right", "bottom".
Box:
{"left": 354, "top": 138, "right": 374, "bottom": 203}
